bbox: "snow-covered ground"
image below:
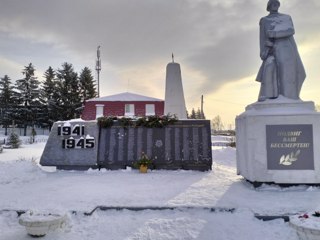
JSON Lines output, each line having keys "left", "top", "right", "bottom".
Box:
{"left": 0, "top": 136, "right": 319, "bottom": 239}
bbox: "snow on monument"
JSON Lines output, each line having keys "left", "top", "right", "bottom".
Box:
{"left": 164, "top": 55, "right": 187, "bottom": 119}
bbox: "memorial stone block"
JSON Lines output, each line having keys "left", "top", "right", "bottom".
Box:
{"left": 41, "top": 120, "right": 212, "bottom": 171}
{"left": 40, "top": 121, "right": 99, "bottom": 170}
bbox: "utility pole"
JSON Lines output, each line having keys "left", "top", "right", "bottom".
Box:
{"left": 95, "top": 46, "right": 101, "bottom": 98}
{"left": 201, "top": 95, "right": 204, "bottom": 119}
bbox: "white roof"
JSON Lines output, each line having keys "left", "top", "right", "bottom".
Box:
{"left": 87, "top": 92, "right": 163, "bottom": 102}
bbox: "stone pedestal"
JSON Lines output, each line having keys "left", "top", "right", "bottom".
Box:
{"left": 236, "top": 97, "right": 320, "bottom": 184}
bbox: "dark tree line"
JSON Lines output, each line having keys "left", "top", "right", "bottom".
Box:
{"left": 0, "top": 62, "right": 97, "bottom": 135}
{"left": 187, "top": 108, "right": 206, "bottom": 120}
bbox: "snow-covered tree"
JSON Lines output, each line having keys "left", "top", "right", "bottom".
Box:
{"left": 56, "top": 62, "right": 81, "bottom": 120}
{"left": 16, "top": 63, "right": 40, "bottom": 106}
{"left": 79, "top": 67, "right": 97, "bottom": 104}
{"left": 15, "top": 63, "right": 41, "bottom": 135}
{"left": 7, "top": 130, "right": 21, "bottom": 148}
{"left": 0, "top": 75, "right": 16, "bottom": 105}
{"left": 39, "top": 66, "right": 61, "bottom": 128}
{"left": 0, "top": 75, "right": 17, "bottom": 135}
{"left": 40, "top": 66, "right": 56, "bottom": 102}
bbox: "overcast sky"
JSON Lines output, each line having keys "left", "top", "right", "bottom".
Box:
{"left": 1, "top": 0, "right": 320, "bottom": 126}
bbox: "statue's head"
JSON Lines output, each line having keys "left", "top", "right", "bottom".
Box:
{"left": 267, "top": 0, "right": 280, "bottom": 12}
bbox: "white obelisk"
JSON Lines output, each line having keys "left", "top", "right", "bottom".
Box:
{"left": 164, "top": 54, "right": 187, "bottom": 119}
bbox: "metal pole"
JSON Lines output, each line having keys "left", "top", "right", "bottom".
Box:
{"left": 96, "top": 46, "right": 101, "bottom": 98}
{"left": 201, "top": 95, "right": 204, "bottom": 119}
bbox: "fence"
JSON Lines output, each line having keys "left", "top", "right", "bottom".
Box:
{"left": 0, "top": 136, "right": 48, "bottom": 146}
{"left": 211, "top": 135, "right": 236, "bottom": 147}
{"left": 0, "top": 127, "right": 49, "bottom": 146}
{"left": 0, "top": 127, "right": 50, "bottom": 137}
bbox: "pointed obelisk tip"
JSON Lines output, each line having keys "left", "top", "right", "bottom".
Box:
{"left": 172, "top": 53, "right": 174, "bottom": 63}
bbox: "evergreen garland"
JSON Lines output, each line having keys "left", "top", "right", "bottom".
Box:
{"left": 118, "top": 117, "right": 133, "bottom": 128}
{"left": 97, "top": 114, "right": 178, "bottom": 128}
{"left": 97, "top": 116, "right": 117, "bottom": 128}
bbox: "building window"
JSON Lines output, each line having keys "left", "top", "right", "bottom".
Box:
{"left": 95, "top": 104, "right": 104, "bottom": 119}
{"left": 125, "top": 104, "right": 135, "bottom": 116}
{"left": 146, "top": 104, "right": 155, "bottom": 116}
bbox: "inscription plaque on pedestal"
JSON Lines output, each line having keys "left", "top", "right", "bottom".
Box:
{"left": 266, "top": 125, "right": 314, "bottom": 170}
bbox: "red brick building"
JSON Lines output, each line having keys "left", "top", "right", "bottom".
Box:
{"left": 81, "top": 92, "right": 164, "bottom": 120}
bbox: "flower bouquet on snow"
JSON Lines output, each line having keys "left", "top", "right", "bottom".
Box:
{"left": 134, "top": 152, "right": 153, "bottom": 173}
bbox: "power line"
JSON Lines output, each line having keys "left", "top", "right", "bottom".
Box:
{"left": 205, "top": 97, "right": 248, "bottom": 106}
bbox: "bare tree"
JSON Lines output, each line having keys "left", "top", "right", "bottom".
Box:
{"left": 211, "top": 115, "right": 224, "bottom": 132}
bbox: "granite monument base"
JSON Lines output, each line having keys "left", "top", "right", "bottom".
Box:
{"left": 40, "top": 120, "right": 212, "bottom": 171}
{"left": 236, "top": 97, "right": 320, "bottom": 184}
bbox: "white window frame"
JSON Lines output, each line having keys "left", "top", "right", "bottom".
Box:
{"left": 125, "top": 104, "right": 135, "bottom": 116}
{"left": 145, "top": 104, "right": 155, "bottom": 116}
{"left": 95, "top": 104, "right": 104, "bottom": 119}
